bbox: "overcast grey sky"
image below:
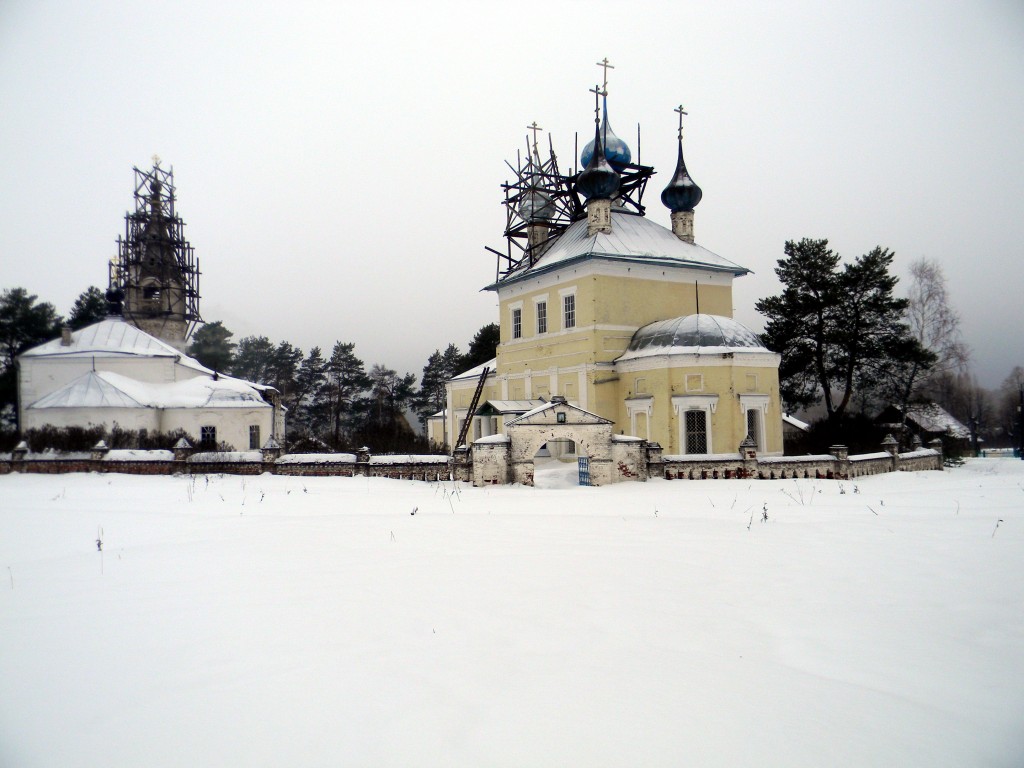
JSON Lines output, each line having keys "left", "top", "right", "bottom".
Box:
{"left": 2, "top": 0, "right": 1022, "bottom": 388}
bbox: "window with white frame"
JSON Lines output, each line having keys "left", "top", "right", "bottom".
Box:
{"left": 536, "top": 301, "right": 547, "bottom": 334}
{"left": 626, "top": 397, "right": 653, "bottom": 439}
{"left": 672, "top": 395, "right": 718, "bottom": 455}
{"left": 740, "top": 394, "right": 770, "bottom": 451}
{"left": 512, "top": 307, "right": 522, "bottom": 339}
{"left": 563, "top": 294, "right": 576, "bottom": 329}
{"left": 249, "top": 424, "right": 260, "bottom": 449}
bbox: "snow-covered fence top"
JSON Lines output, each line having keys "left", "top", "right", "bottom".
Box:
{"left": 369, "top": 455, "right": 449, "bottom": 465}
{"left": 276, "top": 453, "right": 357, "bottom": 464}
{"left": 104, "top": 450, "right": 174, "bottom": 462}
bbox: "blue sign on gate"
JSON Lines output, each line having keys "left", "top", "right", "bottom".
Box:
{"left": 578, "top": 456, "right": 591, "bottom": 486}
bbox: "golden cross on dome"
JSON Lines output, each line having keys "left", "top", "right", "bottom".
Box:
{"left": 674, "top": 104, "right": 688, "bottom": 140}
{"left": 526, "top": 121, "right": 543, "bottom": 158}
{"left": 151, "top": 154, "right": 162, "bottom": 168}
{"left": 596, "top": 57, "right": 614, "bottom": 95}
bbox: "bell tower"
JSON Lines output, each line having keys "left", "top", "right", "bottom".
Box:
{"left": 109, "top": 158, "right": 201, "bottom": 347}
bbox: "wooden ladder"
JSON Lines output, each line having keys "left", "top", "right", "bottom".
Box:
{"left": 454, "top": 366, "right": 490, "bottom": 448}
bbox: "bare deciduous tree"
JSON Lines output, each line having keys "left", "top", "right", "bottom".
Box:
{"left": 906, "top": 258, "right": 970, "bottom": 402}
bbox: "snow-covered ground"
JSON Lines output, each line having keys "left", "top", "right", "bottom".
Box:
{"left": 2, "top": 460, "right": 1023, "bottom": 767}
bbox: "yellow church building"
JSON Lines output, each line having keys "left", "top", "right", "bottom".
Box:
{"left": 435, "top": 88, "right": 783, "bottom": 460}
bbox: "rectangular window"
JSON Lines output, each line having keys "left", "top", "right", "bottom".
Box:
{"left": 536, "top": 301, "right": 547, "bottom": 334}
{"left": 200, "top": 425, "right": 217, "bottom": 448}
{"left": 684, "top": 410, "right": 708, "bottom": 454}
{"left": 249, "top": 424, "right": 261, "bottom": 449}
{"left": 512, "top": 307, "right": 522, "bottom": 339}
{"left": 746, "top": 409, "right": 762, "bottom": 450}
{"left": 563, "top": 294, "right": 576, "bottom": 329}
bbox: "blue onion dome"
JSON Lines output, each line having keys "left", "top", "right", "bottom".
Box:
{"left": 661, "top": 137, "right": 702, "bottom": 212}
{"left": 580, "top": 97, "right": 632, "bottom": 172}
{"left": 575, "top": 123, "right": 621, "bottom": 202}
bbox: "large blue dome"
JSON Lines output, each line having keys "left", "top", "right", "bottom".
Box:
{"left": 580, "top": 97, "right": 632, "bottom": 172}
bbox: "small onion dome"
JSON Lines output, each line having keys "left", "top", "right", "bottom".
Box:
{"left": 518, "top": 180, "right": 554, "bottom": 221}
{"left": 580, "top": 98, "right": 632, "bottom": 172}
{"left": 575, "top": 123, "right": 621, "bottom": 202}
{"left": 660, "top": 138, "right": 702, "bottom": 212}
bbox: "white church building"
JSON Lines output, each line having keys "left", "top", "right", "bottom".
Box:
{"left": 17, "top": 162, "right": 283, "bottom": 449}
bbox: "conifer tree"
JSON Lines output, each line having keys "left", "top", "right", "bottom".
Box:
{"left": 757, "top": 239, "right": 932, "bottom": 422}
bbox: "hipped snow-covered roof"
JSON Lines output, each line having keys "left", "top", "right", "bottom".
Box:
{"left": 28, "top": 370, "right": 271, "bottom": 410}
{"left": 492, "top": 210, "right": 749, "bottom": 288}
{"left": 902, "top": 403, "right": 970, "bottom": 439}
{"left": 20, "top": 318, "right": 210, "bottom": 373}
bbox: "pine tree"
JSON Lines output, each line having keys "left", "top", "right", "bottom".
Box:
{"left": 323, "top": 341, "right": 370, "bottom": 448}
{"left": 757, "top": 239, "right": 932, "bottom": 423}
{"left": 0, "top": 288, "right": 62, "bottom": 429}
{"left": 231, "top": 336, "right": 276, "bottom": 383}
{"left": 67, "top": 286, "right": 108, "bottom": 330}
{"left": 188, "top": 321, "right": 236, "bottom": 372}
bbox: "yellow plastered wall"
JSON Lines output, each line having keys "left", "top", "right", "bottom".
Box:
{"left": 496, "top": 272, "right": 735, "bottom": 375}
{"left": 606, "top": 360, "right": 783, "bottom": 455}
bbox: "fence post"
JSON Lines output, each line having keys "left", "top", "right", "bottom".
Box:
{"left": 356, "top": 446, "right": 371, "bottom": 477}
{"left": 91, "top": 439, "right": 109, "bottom": 471}
{"left": 928, "top": 437, "right": 944, "bottom": 469}
{"left": 740, "top": 436, "right": 758, "bottom": 478}
{"left": 881, "top": 434, "right": 899, "bottom": 472}
{"left": 12, "top": 440, "right": 28, "bottom": 472}
{"left": 829, "top": 444, "right": 849, "bottom": 479}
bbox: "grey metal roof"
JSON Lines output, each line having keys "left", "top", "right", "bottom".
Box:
{"left": 28, "top": 371, "right": 146, "bottom": 409}
{"left": 21, "top": 318, "right": 183, "bottom": 359}
{"left": 616, "top": 314, "right": 768, "bottom": 362}
{"left": 493, "top": 210, "right": 749, "bottom": 288}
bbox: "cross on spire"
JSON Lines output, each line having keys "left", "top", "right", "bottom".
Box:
{"left": 526, "top": 121, "right": 543, "bottom": 159}
{"left": 674, "top": 104, "right": 688, "bottom": 140}
{"left": 151, "top": 154, "right": 162, "bottom": 168}
{"left": 596, "top": 57, "right": 614, "bottom": 95}
{"left": 589, "top": 84, "right": 603, "bottom": 123}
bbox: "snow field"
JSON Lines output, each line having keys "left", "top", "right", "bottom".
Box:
{"left": 1, "top": 460, "right": 1023, "bottom": 767}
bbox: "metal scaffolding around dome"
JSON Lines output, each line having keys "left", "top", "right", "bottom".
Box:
{"left": 108, "top": 161, "right": 201, "bottom": 344}
{"left": 488, "top": 123, "right": 656, "bottom": 284}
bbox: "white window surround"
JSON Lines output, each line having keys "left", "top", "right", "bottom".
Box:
{"left": 558, "top": 286, "right": 577, "bottom": 330}
{"left": 511, "top": 307, "right": 522, "bottom": 339}
{"left": 508, "top": 301, "right": 524, "bottom": 341}
{"left": 672, "top": 395, "right": 718, "bottom": 454}
{"left": 740, "top": 394, "right": 770, "bottom": 451}
{"left": 625, "top": 396, "right": 653, "bottom": 438}
{"left": 534, "top": 297, "right": 548, "bottom": 335}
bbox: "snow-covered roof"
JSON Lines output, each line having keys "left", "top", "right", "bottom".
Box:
{"left": 20, "top": 318, "right": 211, "bottom": 374}
{"left": 505, "top": 399, "right": 610, "bottom": 426}
{"left": 29, "top": 371, "right": 146, "bottom": 409}
{"left": 478, "top": 399, "right": 545, "bottom": 414}
{"left": 450, "top": 358, "right": 496, "bottom": 382}
{"left": 783, "top": 413, "right": 810, "bottom": 431}
{"left": 616, "top": 314, "right": 772, "bottom": 363}
{"left": 492, "top": 210, "right": 749, "bottom": 287}
{"left": 27, "top": 370, "right": 271, "bottom": 410}
{"left": 906, "top": 404, "right": 970, "bottom": 439}
{"left": 882, "top": 403, "right": 970, "bottom": 440}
